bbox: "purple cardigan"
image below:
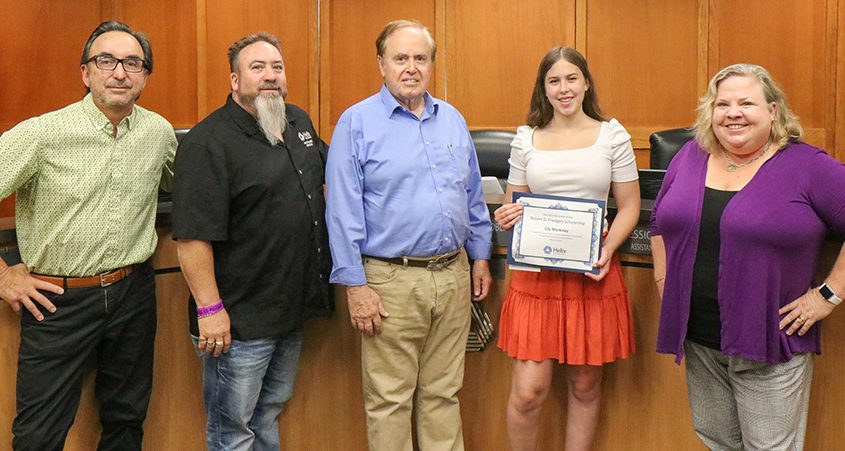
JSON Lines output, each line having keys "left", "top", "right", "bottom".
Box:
{"left": 651, "top": 140, "right": 845, "bottom": 364}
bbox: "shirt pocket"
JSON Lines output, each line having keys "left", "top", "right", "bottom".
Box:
{"left": 445, "top": 143, "right": 472, "bottom": 188}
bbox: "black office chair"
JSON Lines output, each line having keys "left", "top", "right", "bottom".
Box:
{"left": 158, "top": 128, "right": 191, "bottom": 203}
{"left": 470, "top": 129, "right": 515, "bottom": 182}
{"left": 174, "top": 128, "right": 190, "bottom": 144}
{"left": 649, "top": 128, "right": 695, "bottom": 170}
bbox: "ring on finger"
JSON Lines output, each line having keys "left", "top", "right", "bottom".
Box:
{"left": 798, "top": 316, "right": 807, "bottom": 323}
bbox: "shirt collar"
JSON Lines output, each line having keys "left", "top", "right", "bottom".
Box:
{"left": 378, "top": 84, "right": 438, "bottom": 119}
{"left": 81, "top": 92, "right": 137, "bottom": 131}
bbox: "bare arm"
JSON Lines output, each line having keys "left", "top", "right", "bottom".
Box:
{"left": 779, "top": 243, "right": 845, "bottom": 336}
{"left": 586, "top": 179, "right": 641, "bottom": 281}
{"left": 650, "top": 235, "right": 666, "bottom": 298}
{"left": 176, "top": 239, "right": 231, "bottom": 355}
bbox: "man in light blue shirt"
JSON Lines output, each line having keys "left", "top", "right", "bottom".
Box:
{"left": 326, "top": 19, "right": 492, "bottom": 451}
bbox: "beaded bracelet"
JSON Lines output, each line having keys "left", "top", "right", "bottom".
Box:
{"left": 197, "top": 300, "right": 224, "bottom": 318}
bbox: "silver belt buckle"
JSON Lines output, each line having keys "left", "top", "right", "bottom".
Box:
{"left": 426, "top": 253, "right": 457, "bottom": 271}
{"left": 99, "top": 270, "right": 116, "bottom": 287}
{"left": 427, "top": 259, "right": 446, "bottom": 271}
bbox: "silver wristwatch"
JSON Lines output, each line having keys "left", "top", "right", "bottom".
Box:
{"left": 818, "top": 283, "right": 843, "bottom": 306}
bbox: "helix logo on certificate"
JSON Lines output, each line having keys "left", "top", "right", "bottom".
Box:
{"left": 507, "top": 192, "right": 605, "bottom": 275}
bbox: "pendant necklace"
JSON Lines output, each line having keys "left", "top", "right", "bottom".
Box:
{"left": 721, "top": 144, "right": 770, "bottom": 172}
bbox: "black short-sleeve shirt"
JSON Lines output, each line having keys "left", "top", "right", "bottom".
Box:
{"left": 172, "top": 95, "right": 333, "bottom": 340}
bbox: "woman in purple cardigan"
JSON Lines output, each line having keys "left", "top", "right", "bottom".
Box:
{"left": 650, "top": 63, "right": 845, "bottom": 450}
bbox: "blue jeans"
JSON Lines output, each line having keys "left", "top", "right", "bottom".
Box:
{"left": 196, "top": 330, "right": 303, "bottom": 451}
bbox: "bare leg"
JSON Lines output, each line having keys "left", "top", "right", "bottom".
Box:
{"left": 564, "top": 365, "right": 603, "bottom": 451}
{"left": 506, "top": 359, "right": 554, "bottom": 451}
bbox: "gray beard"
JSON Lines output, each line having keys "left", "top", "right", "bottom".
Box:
{"left": 254, "top": 94, "right": 287, "bottom": 145}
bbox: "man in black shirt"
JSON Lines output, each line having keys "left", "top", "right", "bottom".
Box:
{"left": 172, "top": 32, "right": 332, "bottom": 451}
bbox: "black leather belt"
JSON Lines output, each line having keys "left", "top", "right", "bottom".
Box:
{"left": 365, "top": 249, "right": 461, "bottom": 271}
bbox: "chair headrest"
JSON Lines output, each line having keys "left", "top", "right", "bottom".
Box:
{"left": 470, "top": 129, "right": 515, "bottom": 180}
{"left": 649, "top": 128, "right": 695, "bottom": 169}
{"left": 174, "top": 128, "right": 190, "bottom": 144}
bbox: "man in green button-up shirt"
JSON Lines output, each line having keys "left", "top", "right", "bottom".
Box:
{"left": 0, "top": 21, "right": 175, "bottom": 450}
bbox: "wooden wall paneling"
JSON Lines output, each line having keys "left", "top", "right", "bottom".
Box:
{"left": 584, "top": 0, "right": 700, "bottom": 163}
{"left": 0, "top": 297, "right": 23, "bottom": 448}
{"left": 837, "top": 0, "right": 845, "bottom": 162}
{"left": 435, "top": 0, "right": 447, "bottom": 100}
{"left": 319, "top": 0, "right": 437, "bottom": 139}
{"left": 444, "top": 0, "right": 575, "bottom": 130}
{"left": 0, "top": 2, "right": 103, "bottom": 445}
{"left": 710, "top": 0, "right": 833, "bottom": 149}
{"left": 594, "top": 264, "right": 706, "bottom": 450}
{"left": 100, "top": 0, "right": 199, "bottom": 128}
{"left": 196, "top": 0, "right": 209, "bottom": 120}
{"left": 281, "top": 289, "right": 369, "bottom": 450}
{"left": 0, "top": 197, "right": 14, "bottom": 218}
{"left": 575, "top": 0, "right": 588, "bottom": 51}
{"left": 698, "top": 0, "right": 713, "bottom": 96}
{"left": 202, "top": 0, "right": 318, "bottom": 119}
{"left": 0, "top": 0, "right": 102, "bottom": 132}
{"left": 143, "top": 235, "right": 205, "bottom": 451}
{"left": 801, "top": 242, "right": 845, "bottom": 450}
{"left": 823, "top": 0, "right": 837, "bottom": 154}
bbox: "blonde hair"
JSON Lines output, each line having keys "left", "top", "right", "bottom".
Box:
{"left": 693, "top": 63, "right": 802, "bottom": 153}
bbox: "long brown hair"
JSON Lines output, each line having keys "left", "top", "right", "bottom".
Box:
{"left": 526, "top": 47, "right": 605, "bottom": 128}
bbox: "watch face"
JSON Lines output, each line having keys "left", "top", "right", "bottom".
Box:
{"left": 820, "top": 284, "right": 835, "bottom": 299}
{"left": 820, "top": 284, "right": 842, "bottom": 305}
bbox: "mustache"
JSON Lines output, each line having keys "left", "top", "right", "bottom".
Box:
{"left": 259, "top": 83, "right": 281, "bottom": 90}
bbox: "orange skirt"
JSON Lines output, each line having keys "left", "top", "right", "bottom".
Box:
{"left": 497, "top": 255, "right": 635, "bottom": 365}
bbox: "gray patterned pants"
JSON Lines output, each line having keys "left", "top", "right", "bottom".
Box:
{"left": 683, "top": 341, "right": 813, "bottom": 451}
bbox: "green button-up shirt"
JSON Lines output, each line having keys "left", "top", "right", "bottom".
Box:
{"left": 0, "top": 94, "right": 176, "bottom": 276}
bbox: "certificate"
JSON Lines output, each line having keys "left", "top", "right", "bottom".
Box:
{"left": 507, "top": 192, "right": 605, "bottom": 274}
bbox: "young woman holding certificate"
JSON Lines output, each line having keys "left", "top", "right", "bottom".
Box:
{"left": 493, "top": 47, "right": 640, "bottom": 451}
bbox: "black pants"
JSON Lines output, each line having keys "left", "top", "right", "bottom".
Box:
{"left": 13, "top": 262, "right": 157, "bottom": 451}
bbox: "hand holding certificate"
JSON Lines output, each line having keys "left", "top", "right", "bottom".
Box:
{"left": 507, "top": 192, "right": 605, "bottom": 274}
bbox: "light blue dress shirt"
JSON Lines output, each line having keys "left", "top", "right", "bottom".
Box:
{"left": 326, "top": 85, "right": 492, "bottom": 286}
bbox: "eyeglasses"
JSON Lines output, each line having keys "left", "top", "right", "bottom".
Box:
{"left": 85, "top": 54, "right": 147, "bottom": 73}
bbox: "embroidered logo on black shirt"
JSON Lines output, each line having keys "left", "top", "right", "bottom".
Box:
{"left": 298, "top": 131, "right": 314, "bottom": 147}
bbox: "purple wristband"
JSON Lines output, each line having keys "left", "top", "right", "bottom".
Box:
{"left": 197, "top": 300, "right": 224, "bottom": 318}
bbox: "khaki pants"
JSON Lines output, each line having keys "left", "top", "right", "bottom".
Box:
{"left": 361, "top": 250, "right": 472, "bottom": 451}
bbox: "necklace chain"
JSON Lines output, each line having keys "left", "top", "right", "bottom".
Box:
{"left": 721, "top": 145, "right": 770, "bottom": 172}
